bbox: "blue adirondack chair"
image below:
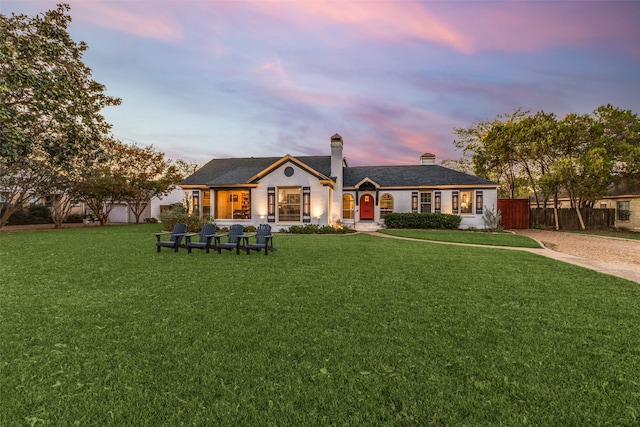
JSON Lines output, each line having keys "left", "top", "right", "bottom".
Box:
{"left": 155, "top": 223, "right": 187, "bottom": 253}
{"left": 185, "top": 223, "right": 218, "bottom": 253}
{"left": 244, "top": 224, "right": 274, "bottom": 255}
{"left": 215, "top": 224, "right": 244, "bottom": 255}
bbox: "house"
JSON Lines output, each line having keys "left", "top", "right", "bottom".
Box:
{"left": 179, "top": 134, "right": 500, "bottom": 231}
{"left": 595, "top": 180, "right": 640, "bottom": 230}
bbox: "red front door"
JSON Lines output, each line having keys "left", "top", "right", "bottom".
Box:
{"left": 360, "top": 194, "right": 374, "bottom": 220}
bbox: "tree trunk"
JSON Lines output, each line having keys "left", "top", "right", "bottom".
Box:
{"left": 0, "top": 206, "right": 18, "bottom": 228}
{"left": 576, "top": 206, "right": 586, "bottom": 230}
{"left": 553, "top": 192, "right": 560, "bottom": 230}
{"left": 50, "top": 194, "right": 73, "bottom": 229}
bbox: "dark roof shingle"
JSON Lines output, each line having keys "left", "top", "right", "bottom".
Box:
{"left": 180, "top": 156, "right": 332, "bottom": 186}
{"left": 343, "top": 165, "right": 497, "bottom": 187}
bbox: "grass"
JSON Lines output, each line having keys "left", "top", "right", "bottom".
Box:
{"left": 569, "top": 229, "right": 640, "bottom": 241}
{"left": 1, "top": 225, "right": 639, "bottom": 426}
{"left": 380, "top": 228, "right": 543, "bottom": 248}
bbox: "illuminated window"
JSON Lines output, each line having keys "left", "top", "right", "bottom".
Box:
{"left": 192, "top": 190, "right": 200, "bottom": 215}
{"left": 278, "top": 187, "right": 301, "bottom": 222}
{"left": 460, "top": 190, "right": 473, "bottom": 214}
{"left": 380, "top": 194, "right": 394, "bottom": 219}
{"left": 420, "top": 192, "right": 431, "bottom": 213}
{"left": 215, "top": 190, "right": 251, "bottom": 219}
{"left": 203, "top": 191, "right": 211, "bottom": 216}
{"left": 343, "top": 194, "right": 354, "bottom": 219}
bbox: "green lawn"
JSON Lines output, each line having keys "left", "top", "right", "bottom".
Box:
{"left": 1, "top": 225, "right": 639, "bottom": 426}
{"left": 380, "top": 229, "right": 543, "bottom": 248}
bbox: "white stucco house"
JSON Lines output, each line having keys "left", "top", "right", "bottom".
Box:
{"left": 179, "top": 134, "right": 500, "bottom": 231}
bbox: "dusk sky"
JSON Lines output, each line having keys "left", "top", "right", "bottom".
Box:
{"left": 4, "top": 0, "right": 640, "bottom": 167}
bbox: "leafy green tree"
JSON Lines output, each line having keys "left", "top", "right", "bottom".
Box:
{"left": 72, "top": 138, "right": 128, "bottom": 225}
{"left": 116, "top": 142, "right": 185, "bottom": 224}
{"left": 0, "top": 3, "right": 120, "bottom": 226}
{"left": 454, "top": 109, "right": 531, "bottom": 198}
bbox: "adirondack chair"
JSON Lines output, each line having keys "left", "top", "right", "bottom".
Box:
{"left": 155, "top": 223, "right": 187, "bottom": 253}
{"left": 185, "top": 223, "right": 218, "bottom": 253}
{"left": 215, "top": 224, "right": 244, "bottom": 255}
{"left": 244, "top": 224, "right": 274, "bottom": 255}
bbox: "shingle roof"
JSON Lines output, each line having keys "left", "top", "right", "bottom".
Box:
{"left": 343, "top": 165, "right": 497, "bottom": 187}
{"left": 180, "top": 156, "right": 332, "bottom": 186}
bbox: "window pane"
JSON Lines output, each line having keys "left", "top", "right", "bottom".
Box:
{"left": 618, "top": 201, "right": 630, "bottom": 221}
{"left": 216, "top": 190, "right": 251, "bottom": 219}
{"left": 460, "top": 190, "right": 473, "bottom": 214}
{"left": 278, "top": 188, "right": 301, "bottom": 222}
{"left": 420, "top": 192, "right": 431, "bottom": 213}
{"left": 343, "top": 194, "right": 354, "bottom": 219}
{"left": 380, "top": 194, "right": 393, "bottom": 219}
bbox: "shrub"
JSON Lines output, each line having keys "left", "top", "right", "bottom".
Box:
{"left": 64, "top": 213, "right": 84, "bottom": 223}
{"left": 284, "top": 224, "right": 352, "bottom": 234}
{"left": 159, "top": 208, "right": 214, "bottom": 232}
{"left": 243, "top": 225, "right": 257, "bottom": 233}
{"left": 144, "top": 217, "right": 158, "bottom": 224}
{"left": 383, "top": 212, "right": 461, "bottom": 229}
{"left": 6, "top": 204, "right": 53, "bottom": 225}
{"left": 482, "top": 206, "right": 503, "bottom": 231}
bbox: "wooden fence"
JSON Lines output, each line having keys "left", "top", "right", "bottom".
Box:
{"left": 497, "top": 199, "right": 529, "bottom": 229}
{"left": 529, "top": 208, "right": 616, "bottom": 230}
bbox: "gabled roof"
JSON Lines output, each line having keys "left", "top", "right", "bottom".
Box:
{"left": 343, "top": 165, "right": 498, "bottom": 188}
{"left": 180, "top": 156, "right": 332, "bottom": 186}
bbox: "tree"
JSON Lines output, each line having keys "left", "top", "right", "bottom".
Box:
{"left": 117, "top": 142, "right": 184, "bottom": 223}
{"left": 454, "top": 109, "right": 531, "bottom": 198}
{"left": 0, "top": 3, "right": 120, "bottom": 226}
{"left": 453, "top": 105, "right": 639, "bottom": 229}
{"left": 592, "top": 104, "right": 640, "bottom": 186}
{"left": 71, "top": 138, "right": 127, "bottom": 225}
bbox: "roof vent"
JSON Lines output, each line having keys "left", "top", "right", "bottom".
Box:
{"left": 420, "top": 152, "right": 436, "bottom": 165}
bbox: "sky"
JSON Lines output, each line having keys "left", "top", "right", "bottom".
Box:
{"left": 4, "top": 0, "right": 640, "bottom": 167}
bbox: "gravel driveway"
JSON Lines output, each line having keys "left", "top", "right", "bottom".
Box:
{"left": 512, "top": 229, "right": 640, "bottom": 268}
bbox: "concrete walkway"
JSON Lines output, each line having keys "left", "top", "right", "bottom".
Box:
{"left": 367, "top": 232, "right": 640, "bottom": 284}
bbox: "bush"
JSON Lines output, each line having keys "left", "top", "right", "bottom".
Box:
{"left": 283, "top": 224, "right": 352, "bottom": 234}
{"left": 383, "top": 212, "right": 461, "bottom": 229}
{"left": 64, "top": 213, "right": 84, "bottom": 223}
{"left": 144, "top": 217, "right": 158, "bottom": 224}
{"left": 159, "top": 208, "right": 215, "bottom": 232}
{"left": 6, "top": 204, "right": 53, "bottom": 225}
{"left": 481, "top": 206, "right": 503, "bottom": 231}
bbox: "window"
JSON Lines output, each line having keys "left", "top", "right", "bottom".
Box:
{"left": 215, "top": 189, "right": 251, "bottom": 219}
{"left": 617, "top": 201, "right": 630, "bottom": 221}
{"left": 434, "top": 191, "right": 441, "bottom": 213}
{"left": 420, "top": 192, "right": 431, "bottom": 213}
{"left": 460, "top": 190, "right": 473, "bottom": 214}
{"left": 278, "top": 187, "right": 301, "bottom": 222}
{"left": 343, "top": 194, "right": 354, "bottom": 219}
{"left": 192, "top": 190, "right": 200, "bottom": 215}
{"left": 380, "top": 194, "right": 394, "bottom": 219}
{"left": 203, "top": 191, "right": 211, "bottom": 216}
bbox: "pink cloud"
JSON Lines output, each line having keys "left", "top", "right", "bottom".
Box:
{"left": 430, "top": 2, "right": 640, "bottom": 54}
{"left": 258, "top": 60, "right": 351, "bottom": 107}
{"left": 246, "top": 0, "right": 473, "bottom": 53}
{"left": 73, "top": 0, "right": 183, "bottom": 42}
{"left": 246, "top": 1, "right": 639, "bottom": 55}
